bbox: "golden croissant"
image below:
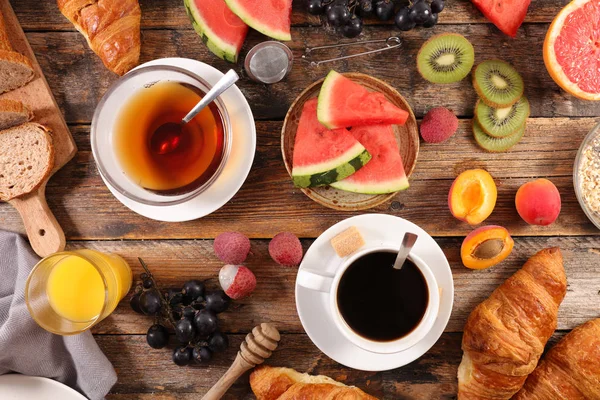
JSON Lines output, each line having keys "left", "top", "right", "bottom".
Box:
{"left": 250, "top": 366, "right": 378, "bottom": 400}
{"left": 513, "top": 318, "right": 600, "bottom": 400}
{"left": 458, "top": 247, "right": 567, "bottom": 399}
{"left": 57, "top": 0, "right": 141, "bottom": 75}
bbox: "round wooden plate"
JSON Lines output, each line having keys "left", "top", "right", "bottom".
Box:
{"left": 281, "top": 73, "right": 419, "bottom": 211}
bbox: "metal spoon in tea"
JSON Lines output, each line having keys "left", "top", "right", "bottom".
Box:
{"left": 393, "top": 232, "right": 418, "bottom": 270}
{"left": 150, "top": 69, "right": 239, "bottom": 155}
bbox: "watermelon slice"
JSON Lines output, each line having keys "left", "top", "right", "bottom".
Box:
{"left": 292, "top": 99, "right": 371, "bottom": 188}
{"left": 224, "top": 0, "right": 292, "bottom": 41}
{"left": 184, "top": 0, "right": 249, "bottom": 63}
{"left": 471, "top": 0, "right": 530, "bottom": 37}
{"left": 317, "top": 70, "right": 409, "bottom": 129}
{"left": 331, "top": 125, "right": 409, "bottom": 194}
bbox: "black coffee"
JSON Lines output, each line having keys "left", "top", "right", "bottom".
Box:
{"left": 336, "top": 251, "right": 429, "bottom": 342}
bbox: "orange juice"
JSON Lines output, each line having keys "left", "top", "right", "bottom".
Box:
{"left": 47, "top": 256, "right": 105, "bottom": 322}
{"left": 26, "top": 250, "right": 132, "bottom": 335}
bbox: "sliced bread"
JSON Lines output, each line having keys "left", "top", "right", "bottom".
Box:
{"left": 0, "top": 10, "right": 12, "bottom": 51}
{"left": 0, "top": 122, "right": 54, "bottom": 201}
{"left": 0, "top": 49, "right": 34, "bottom": 94}
{"left": 0, "top": 99, "right": 32, "bottom": 130}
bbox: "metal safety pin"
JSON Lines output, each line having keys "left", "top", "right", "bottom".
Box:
{"left": 302, "top": 36, "right": 402, "bottom": 67}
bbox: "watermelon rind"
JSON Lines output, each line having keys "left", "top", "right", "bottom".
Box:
{"left": 331, "top": 175, "right": 409, "bottom": 194}
{"left": 223, "top": 0, "right": 292, "bottom": 41}
{"left": 317, "top": 70, "right": 342, "bottom": 129}
{"left": 184, "top": 0, "right": 239, "bottom": 63}
{"left": 292, "top": 143, "right": 371, "bottom": 188}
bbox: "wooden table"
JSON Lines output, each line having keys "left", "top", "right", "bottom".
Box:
{"left": 3, "top": 0, "right": 600, "bottom": 398}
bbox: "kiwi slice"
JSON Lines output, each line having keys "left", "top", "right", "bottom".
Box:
{"left": 473, "top": 60, "right": 524, "bottom": 107}
{"left": 417, "top": 33, "right": 475, "bottom": 84}
{"left": 473, "top": 119, "right": 525, "bottom": 152}
{"left": 475, "top": 96, "right": 530, "bottom": 138}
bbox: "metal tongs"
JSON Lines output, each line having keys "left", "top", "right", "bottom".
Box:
{"left": 302, "top": 36, "right": 402, "bottom": 67}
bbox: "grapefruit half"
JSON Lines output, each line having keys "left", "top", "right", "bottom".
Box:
{"left": 544, "top": 0, "right": 600, "bottom": 100}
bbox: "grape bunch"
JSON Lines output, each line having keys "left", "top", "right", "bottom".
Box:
{"left": 394, "top": 0, "right": 444, "bottom": 31}
{"left": 130, "top": 258, "right": 232, "bottom": 366}
{"left": 306, "top": 0, "right": 445, "bottom": 37}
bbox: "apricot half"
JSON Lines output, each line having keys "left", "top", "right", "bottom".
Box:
{"left": 448, "top": 169, "right": 497, "bottom": 225}
{"left": 461, "top": 225, "right": 514, "bottom": 270}
{"left": 515, "top": 179, "right": 561, "bottom": 226}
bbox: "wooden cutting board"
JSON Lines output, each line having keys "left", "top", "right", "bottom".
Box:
{"left": 0, "top": 0, "right": 77, "bottom": 257}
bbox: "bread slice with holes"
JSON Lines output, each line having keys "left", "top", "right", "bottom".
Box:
{"left": 0, "top": 99, "right": 32, "bottom": 130}
{"left": 0, "top": 122, "right": 54, "bottom": 201}
{"left": 0, "top": 49, "right": 34, "bottom": 94}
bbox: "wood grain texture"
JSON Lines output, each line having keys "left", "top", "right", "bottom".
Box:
{"left": 17, "top": 25, "right": 600, "bottom": 124}
{"left": 0, "top": 1, "right": 76, "bottom": 171}
{"left": 55, "top": 236, "right": 600, "bottom": 336}
{"left": 9, "top": 184, "right": 66, "bottom": 256}
{"left": 0, "top": 118, "right": 597, "bottom": 239}
{"left": 6, "top": 0, "right": 600, "bottom": 398}
{"left": 99, "top": 331, "right": 572, "bottom": 399}
{"left": 11, "top": 0, "right": 570, "bottom": 31}
{"left": 0, "top": 0, "right": 74, "bottom": 256}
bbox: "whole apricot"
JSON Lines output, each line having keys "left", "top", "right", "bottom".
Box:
{"left": 515, "top": 179, "right": 561, "bottom": 226}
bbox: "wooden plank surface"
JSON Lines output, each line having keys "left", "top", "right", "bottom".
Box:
{"left": 10, "top": 0, "right": 570, "bottom": 31}
{"left": 98, "top": 333, "right": 464, "bottom": 399}
{"left": 80, "top": 236, "right": 600, "bottom": 336}
{"left": 0, "top": 0, "right": 76, "bottom": 172}
{"left": 91, "top": 235, "right": 597, "bottom": 399}
{"left": 1, "top": 118, "right": 598, "bottom": 239}
{"left": 99, "top": 331, "right": 572, "bottom": 399}
{"left": 18, "top": 25, "right": 600, "bottom": 124}
{"left": 6, "top": 0, "right": 600, "bottom": 398}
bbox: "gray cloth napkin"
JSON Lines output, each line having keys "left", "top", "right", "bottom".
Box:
{"left": 0, "top": 230, "right": 117, "bottom": 400}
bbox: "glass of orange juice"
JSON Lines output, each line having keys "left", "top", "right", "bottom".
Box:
{"left": 25, "top": 249, "right": 132, "bottom": 335}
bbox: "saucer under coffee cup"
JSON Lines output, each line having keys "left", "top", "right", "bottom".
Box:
{"left": 297, "top": 245, "right": 440, "bottom": 354}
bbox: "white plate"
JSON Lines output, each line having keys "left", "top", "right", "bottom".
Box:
{"left": 99, "top": 58, "right": 256, "bottom": 222}
{"left": 295, "top": 214, "right": 454, "bottom": 371}
{"left": 0, "top": 374, "right": 86, "bottom": 400}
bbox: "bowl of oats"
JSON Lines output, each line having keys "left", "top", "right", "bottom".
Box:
{"left": 574, "top": 122, "right": 600, "bottom": 229}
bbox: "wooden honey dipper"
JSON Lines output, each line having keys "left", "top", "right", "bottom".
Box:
{"left": 202, "top": 323, "right": 280, "bottom": 400}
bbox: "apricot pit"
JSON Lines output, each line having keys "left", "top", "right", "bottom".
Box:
{"left": 461, "top": 225, "right": 514, "bottom": 270}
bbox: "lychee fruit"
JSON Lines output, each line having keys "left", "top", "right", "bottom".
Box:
{"left": 420, "top": 107, "right": 458, "bottom": 143}
{"left": 219, "top": 265, "right": 256, "bottom": 300}
{"left": 269, "top": 232, "right": 303, "bottom": 267}
{"left": 214, "top": 232, "right": 251, "bottom": 264}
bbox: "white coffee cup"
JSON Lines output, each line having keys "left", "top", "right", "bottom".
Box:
{"left": 296, "top": 245, "right": 440, "bottom": 354}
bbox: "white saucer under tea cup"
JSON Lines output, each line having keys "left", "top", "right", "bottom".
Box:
{"left": 297, "top": 245, "right": 440, "bottom": 354}
{"left": 96, "top": 58, "right": 256, "bottom": 222}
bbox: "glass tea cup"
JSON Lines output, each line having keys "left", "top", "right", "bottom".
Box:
{"left": 91, "top": 65, "right": 233, "bottom": 206}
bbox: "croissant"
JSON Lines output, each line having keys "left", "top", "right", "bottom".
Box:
{"left": 250, "top": 366, "right": 378, "bottom": 400}
{"left": 513, "top": 319, "right": 600, "bottom": 400}
{"left": 458, "top": 247, "right": 567, "bottom": 400}
{"left": 56, "top": 0, "right": 141, "bottom": 75}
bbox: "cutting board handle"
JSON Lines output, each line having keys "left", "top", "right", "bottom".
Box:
{"left": 10, "top": 185, "right": 66, "bottom": 258}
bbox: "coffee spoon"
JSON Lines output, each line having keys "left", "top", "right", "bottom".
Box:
{"left": 393, "top": 232, "right": 418, "bottom": 270}
{"left": 150, "top": 69, "right": 239, "bottom": 155}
